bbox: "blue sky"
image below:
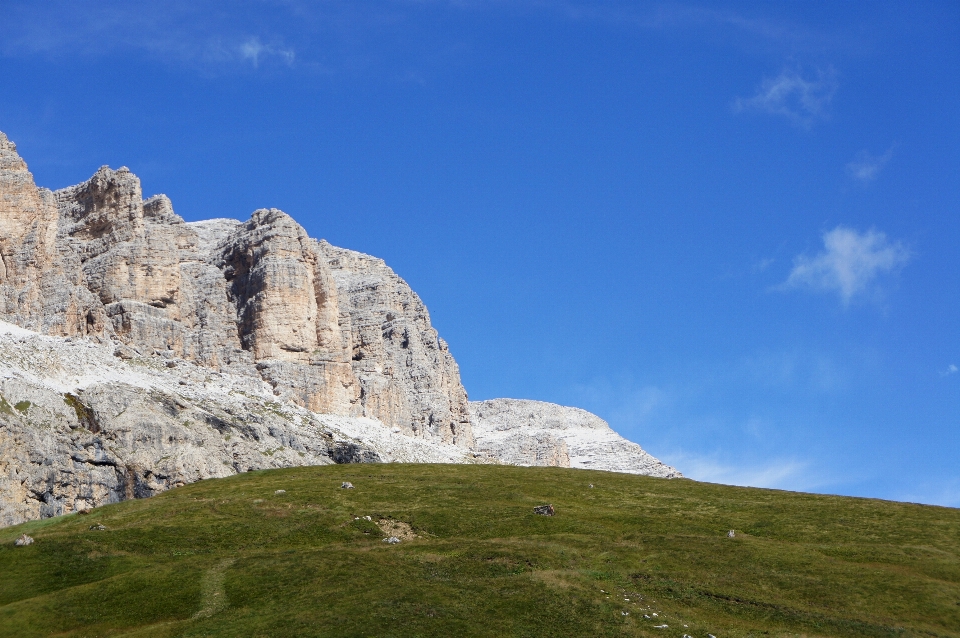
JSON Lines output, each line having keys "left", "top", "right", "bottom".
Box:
{"left": 1, "top": 1, "right": 957, "bottom": 506}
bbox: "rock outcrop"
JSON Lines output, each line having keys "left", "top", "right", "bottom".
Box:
{"left": 469, "top": 399, "right": 681, "bottom": 477}
{"left": 0, "top": 130, "right": 680, "bottom": 527}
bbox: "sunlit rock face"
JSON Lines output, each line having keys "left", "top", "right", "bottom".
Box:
{"left": 0, "top": 132, "right": 104, "bottom": 337}
{"left": 0, "top": 133, "right": 468, "bottom": 435}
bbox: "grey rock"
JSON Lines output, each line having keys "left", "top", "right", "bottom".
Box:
{"left": 14, "top": 533, "right": 33, "bottom": 546}
{"left": 383, "top": 536, "right": 400, "bottom": 544}
{"left": 469, "top": 399, "right": 681, "bottom": 477}
{"left": 341, "top": 481, "right": 355, "bottom": 489}
{"left": 533, "top": 504, "right": 555, "bottom": 516}
{"left": 0, "top": 322, "right": 461, "bottom": 527}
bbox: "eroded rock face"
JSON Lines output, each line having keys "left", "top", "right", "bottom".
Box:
{"left": 318, "top": 241, "right": 474, "bottom": 447}
{"left": 0, "top": 132, "right": 104, "bottom": 337}
{"left": 469, "top": 399, "right": 682, "bottom": 478}
{"left": 215, "top": 210, "right": 360, "bottom": 415}
{"left": 0, "top": 133, "right": 475, "bottom": 446}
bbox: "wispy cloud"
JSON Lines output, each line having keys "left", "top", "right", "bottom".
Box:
{"left": 666, "top": 453, "right": 814, "bottom": 490}
{"left": 847, "top": 147, "right": 894, "bottom": 182}
{"left": 734, "top": 67, "right": 838, "bottom": 127}
{"left": 941, "top": 364, "right": 958, "bottom": 377}
{"left": 239, "top": 37, "right": 295, "bottom": 68}
{"left": 1, "top": 2, "right": 298, "bottom": 72}
{"left": 781, "top": 226, "right": 911, "bottom": 303}
{"left": 896, "top": 477, "right": 960, "bottom": 509}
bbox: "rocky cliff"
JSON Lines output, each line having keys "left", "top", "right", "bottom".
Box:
{"left": 0, "top": 130, "right": 679, "bottom": 526}
{"left": 0, "top": 131, "right": 470, "bottom": 445}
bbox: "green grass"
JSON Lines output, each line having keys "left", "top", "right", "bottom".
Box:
{"left": 1, "top": 464, "right": 957, "bottom": 637}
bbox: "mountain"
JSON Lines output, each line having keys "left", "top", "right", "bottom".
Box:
{"left": 0, "top": 131, "right": 678, "bottom": 526}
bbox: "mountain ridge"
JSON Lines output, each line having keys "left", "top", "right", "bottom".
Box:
{"left": 0, "top": 130, "right": 679, "bottom": 526}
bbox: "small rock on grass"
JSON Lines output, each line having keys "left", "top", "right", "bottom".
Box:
{"left": 383, "top": 536, "right": 400, "bottom": 544}
{"left": 89, "top": 524, "right": 106, "bottom": 531}
{"left": 341, "top": 481, "right": 354, "bottom": 489}
{"left": 14, "top": 534, "right": 33, "bottom": 546}
{"left": 274, "top": 489, "right": 286, "bottom": 494}
{"left": 534, "top": 504, "right": 555, "bottom": 516}
{"left": 727, "top": 530, "right": 736, "bottom": 538}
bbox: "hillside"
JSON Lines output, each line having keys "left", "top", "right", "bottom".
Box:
{"left": 2, "top": 464, "right": 957, "bottom": 637}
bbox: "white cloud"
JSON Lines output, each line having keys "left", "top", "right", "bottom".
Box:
{"left": 782, "top": 226, "right": 911, "bottom": 303}
{"left": 734, "top": 67, "right": 837, "bottom": 127}
{"left": 667, "top": 453, "right": 813, "bottom": 490}
{"left": 941, "top": 364, "right": 958, "bottom": 377}
{"left": 847, "top": 147, "right": 894, "bottom": 182}
{"left": 239, "top": 37, "right": 295, "bottom": 68}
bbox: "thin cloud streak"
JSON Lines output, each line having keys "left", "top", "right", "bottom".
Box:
{"left": 781, "top": 226, "right": 911, "bottom": 303}
{"left": 667, "top": 453, "right": 814, "bottom": 490}
{"left": 1, "top": 2, "right": 298, "bottom": 71}
{"left": 733, "top": 67, "right": 838, "bottom": 128}
{"left": 847, "top": 147, "right": 894, "bottom": 182}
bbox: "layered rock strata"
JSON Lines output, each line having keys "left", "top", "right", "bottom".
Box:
{"left": 469, "top": 399, "right": 681, "bottom": 477}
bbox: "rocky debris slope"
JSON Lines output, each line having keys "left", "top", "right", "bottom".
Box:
{"left": 0, "top": 320, "right": 476, "bottom": 527}
{"left": 469, "top": 399, "right": 681, "bottom": 478}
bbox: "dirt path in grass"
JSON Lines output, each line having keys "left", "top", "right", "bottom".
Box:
{"left": 193, "top": 558, "right": 235, "bottom": 619}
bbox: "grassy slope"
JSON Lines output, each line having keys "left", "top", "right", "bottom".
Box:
{"left": 0, "top": 464, "right": 957, "bottom": 637}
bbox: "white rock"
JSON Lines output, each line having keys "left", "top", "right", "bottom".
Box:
{"left": 470, "top": 399, "right": 680, "bottom": 477}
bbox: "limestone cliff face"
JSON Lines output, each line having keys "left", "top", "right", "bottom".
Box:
{"left": 0, "top": 132, "right": 103, "bottom": 336}
{"left": 0, "top": 131, "right": 680, "bottom": 528}
{"left": 318, "top": 242, "right": 474, "bottom": 447}
{"left": 0, "top": 132, "right": 469, "bottom": 444}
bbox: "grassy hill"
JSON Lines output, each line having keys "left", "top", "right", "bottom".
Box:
{"left": 1, "top": 464, "right": 957, "bottom": 637}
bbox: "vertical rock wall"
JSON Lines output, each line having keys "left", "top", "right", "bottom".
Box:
{"left": 318, "top": 242, "right": 474, "bottom": 447}
{"left": 0, "top": 132, "right": 104, "bottom": 336}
